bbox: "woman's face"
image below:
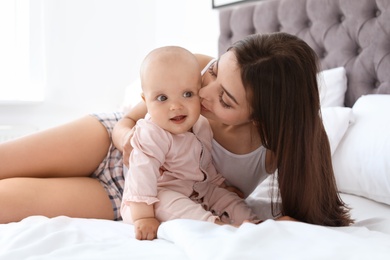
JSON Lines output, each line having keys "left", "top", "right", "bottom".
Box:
{"left": 200, "top": 51, "right": 252, "bottom": 126}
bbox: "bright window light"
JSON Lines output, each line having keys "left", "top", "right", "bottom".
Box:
{"left": 0, "top": 0, "right": 45, "bottom": 104}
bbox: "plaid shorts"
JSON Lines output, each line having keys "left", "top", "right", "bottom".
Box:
{"left": 90, "top": 112, "right": 125, "bottom": 221}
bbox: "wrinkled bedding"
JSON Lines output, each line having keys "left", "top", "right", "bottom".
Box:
{"left": 1, "top": 194, "right": 390, "bottom": 260}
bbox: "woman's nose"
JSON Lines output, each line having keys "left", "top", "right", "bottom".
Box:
{"left": 199, "top": 85, "right": 209, "bottom": 100}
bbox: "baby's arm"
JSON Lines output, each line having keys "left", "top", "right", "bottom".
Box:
{"left": 123, "top": 120, "right": 169, "bottom": 240}
{"left": 130, "top": 201, "right": 160, "bottom": 240}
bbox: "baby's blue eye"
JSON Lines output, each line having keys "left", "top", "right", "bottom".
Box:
{"left": 157, "top": 95, "right": 167, "bottom": 101}
{"left": 183, "top": 91, "right": 193, "bottom": 98}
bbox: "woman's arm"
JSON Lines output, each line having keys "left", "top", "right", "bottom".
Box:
{"left": 194, "top": 53, "right": 214, "bottom": 70}
{"left": 112, "top": 101, "right": 147, "bottom": 165}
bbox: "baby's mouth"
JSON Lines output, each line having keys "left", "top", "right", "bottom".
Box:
{"left": 170, "top": 115, "right": 187, "bottom": 123}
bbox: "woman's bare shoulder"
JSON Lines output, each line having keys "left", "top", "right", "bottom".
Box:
{"left": 194, "top": 53, "right": 215, "bottom": 69}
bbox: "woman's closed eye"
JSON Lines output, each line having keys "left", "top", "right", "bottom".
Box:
{"left": 208, "top": 61, "right": 217, "bottom": 77}
{"left": 219, "top": 91, "right": 231, "bottom": 108}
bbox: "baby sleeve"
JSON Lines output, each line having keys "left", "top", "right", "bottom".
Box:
{"left": 122, "top": 119, "right": 171, "bottom": 205}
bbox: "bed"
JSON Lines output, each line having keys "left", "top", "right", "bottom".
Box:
{"left": 1, "top": 0, "right": 390, "bottom": 259}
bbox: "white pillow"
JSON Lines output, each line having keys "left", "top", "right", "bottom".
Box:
{"left": 333, "top": 95, "right": 390, "bottom": 205}
{"left": 318, "top": 67, "right": 347, "bottom": 107}
{"left": 321, "top": 107, "right": 353, "bottom": 155}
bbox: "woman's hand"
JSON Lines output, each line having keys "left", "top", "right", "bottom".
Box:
{"left": 243, "top": 216, "right": 297, "bottom": 226}
{"left": 225, "top": 186, "right": 244, "bottom": 199}
{"left": 220, "top": 182, "right": 244, "bottom": 198}
{"left": 133, "top": 217, "right": 161, "bottom": 240}
{"left": 275, "top": 216, "right": 298, "bottom": 222}
{"left": 112, "top": 101, "right": 147, "bottom": 159}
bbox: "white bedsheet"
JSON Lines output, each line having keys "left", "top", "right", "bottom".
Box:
{"left": 0, "top": 217, "right": 187, "bottom": 260}
{"left": 1, "top": 194, "right": 390, "bottom": 260}
{"left": 159, "top": 218, "right": 390, "bottom": 260}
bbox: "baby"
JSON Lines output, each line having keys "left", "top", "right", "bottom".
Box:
{"left": 120, "top": 46, "right": 258, "bottom": 240}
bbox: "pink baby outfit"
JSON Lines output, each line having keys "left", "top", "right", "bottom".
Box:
{"left": 121, "top": 115, "right": 258, "bottom": 225}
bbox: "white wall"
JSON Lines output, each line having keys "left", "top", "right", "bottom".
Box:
{"left": 0, "top": 0, "right": 219, "bottom": 131}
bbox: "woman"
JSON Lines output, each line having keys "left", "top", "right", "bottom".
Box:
{"left": 0, "top": 32, "right": 353, "bottom": 226}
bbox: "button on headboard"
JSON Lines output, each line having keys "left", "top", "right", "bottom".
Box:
{"left": 218, "top": 0, "right": 390, "bottom": 107}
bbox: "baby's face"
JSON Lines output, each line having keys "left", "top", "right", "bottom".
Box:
{"left": 142, "top": 65, "right": 201, "bottom": 135}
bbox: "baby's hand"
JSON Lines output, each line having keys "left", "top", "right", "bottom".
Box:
{"left": 133, "top": 217, "right": 160, "bottom": 240}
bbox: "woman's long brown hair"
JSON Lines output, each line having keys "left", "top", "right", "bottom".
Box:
{"left": 229, "top": 32, "right": 353, "bottom": 226}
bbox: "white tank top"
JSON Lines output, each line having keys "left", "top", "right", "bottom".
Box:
{"left": 201, "top": 58, "right": 270, "bottom": 198}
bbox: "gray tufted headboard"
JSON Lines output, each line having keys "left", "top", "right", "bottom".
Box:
{"left": 218, "top": 0, "right": 390, "bottom": 107}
